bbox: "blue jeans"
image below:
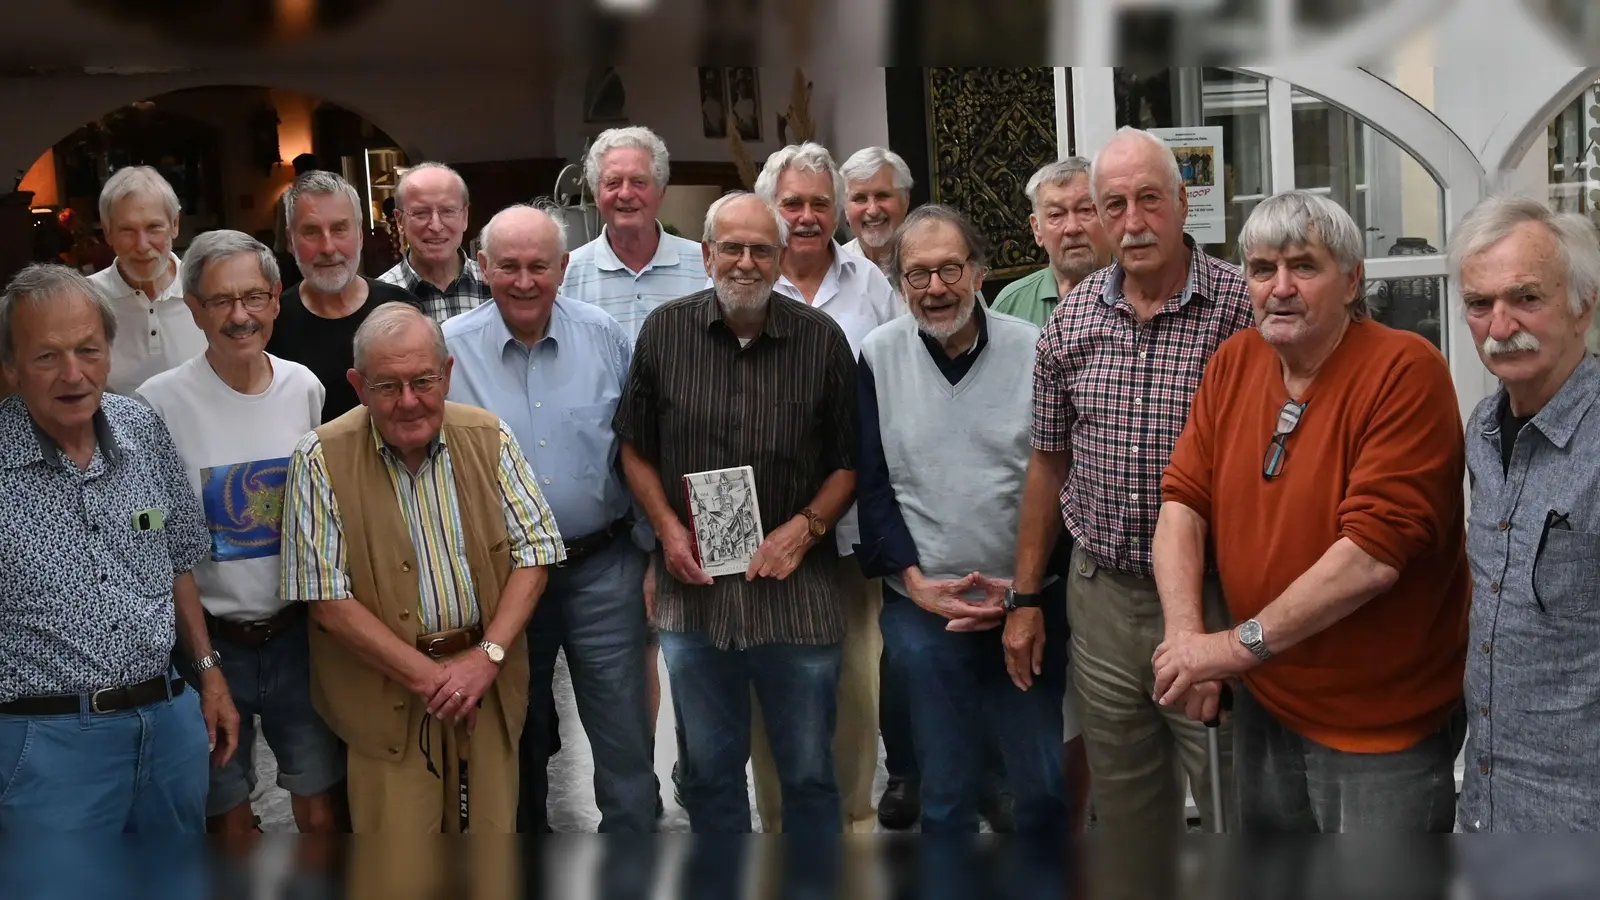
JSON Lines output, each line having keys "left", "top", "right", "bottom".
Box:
{"left": 519, "top": 536, "right": 656, "bottom": 832}
{"left": 659, "top": 630, "right": 844, "bottom": 834}
{"left": 880, "top": 583, "right": 1069, "bottom": 833}
{"left": 207, "top": 616, "right": 343, "bottom": 816}
{"left": 0, "top": 676, "right": 210, "bottom": 831}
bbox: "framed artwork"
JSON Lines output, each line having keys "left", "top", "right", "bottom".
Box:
{"left": 726, "top": 66, "right": 762, "bottom": 141}
{"left": 583, "top": 67, "right": 628, "bottom": 124}
{"left": 698, "top": 67, "right": 728, "bottom": 139}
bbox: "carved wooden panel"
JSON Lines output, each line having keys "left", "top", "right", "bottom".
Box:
{"left": 927, "top": 67, "right": 1058, "bottom": 279}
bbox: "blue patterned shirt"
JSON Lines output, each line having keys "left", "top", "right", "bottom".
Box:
{"left": 561, "top": 224, "right": 708, "bottom": 342}
{"left": 0, "top": 392, "right": 208, "bottom": 703}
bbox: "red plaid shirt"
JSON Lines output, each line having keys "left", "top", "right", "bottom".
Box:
{"left": 1032, "top": 236, "right": 1253, "bottom": 576}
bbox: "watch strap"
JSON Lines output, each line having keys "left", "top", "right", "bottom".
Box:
{"left": 192, "top": 650, "right": 222, "bottom": 674}
{"left": 1005, "top": 588, "right": 1044, "bottom": 610}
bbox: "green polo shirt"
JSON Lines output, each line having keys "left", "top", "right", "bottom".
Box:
{"left": 989, "top": 267, "right": 1060, "bottom": 328}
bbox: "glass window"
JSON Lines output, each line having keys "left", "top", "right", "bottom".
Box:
{"left": 1364, "top": 276, "right": 1445, "bottom": 351}
{"left": 1546, "top": 86, "right": 1598, "bottom": 216}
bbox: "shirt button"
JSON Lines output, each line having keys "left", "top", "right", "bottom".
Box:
{"left": 538, "top": 440, "right": 547, "bottom": 447}
{"left": 100, "top": 574, "right": 107, "bottom": 583}
{"left": 1131, "top": 445, "right": 1139, "bottom": 453}
{"left": 534, "top": 401, "right": 542, "bottom": 408}
{"left": 1490, "top": 582, "right": 1500, "bottom": 594}
{"left": 1130, "top": 493, "right": 1139, "bottom": 502}
{"left": 1480, "top": 706, "right": 1489, "bottom": 716}
{"left": 394, "top": 702, "right": 405, "bottom": 711}
{"left": 1139, "top": 351, "right": 1148, "bottom": 360}
{"left": 543, "top": 477, "right": 552, "bottom": 485}
{"left": 1481, "top": 641, "right": 1490, "bottom": 653}
{"left": 1498, "top": 520, "right": 1509, "bottom": 530}
{"left": 389, "top": 747, "right": 400, "bottom": 756}
{"left": 402, "top": 561, "right": 413, "bottom": 572}
{"left": 399, "top": 610, "right": 410, "bottom": 621}
{"left": 150, "top": 329, "right": 157, "bottom": 336}
{"left": 1133, "top": 398, "right": 1142, "bottom": 406}
{"left": 1480, "top": 764, "right": 1490, "bottom": 775}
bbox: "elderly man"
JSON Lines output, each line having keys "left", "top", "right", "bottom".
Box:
{"left": 0, "top": 263, "right": 239, "bottom": 831}
{"left": 748, "top": 141, "right": 898, "bottom": 834}
{"left": 856, "top": 202, "right": 1068, "bottom": 833}
{"left": 992, "top": 157, "right": 1115, "bottom": 328}
{"left": 91, "top": 166, "right": 208, "bottom": 394}
{"left": 1155, "top": 190, "right": 1469, "bottom": 834}
{"left": 1452, "top": 197, "right": 1600, "bottom": 832}
{"left": 445, "top": 205, "right": 656, "bottom": 832}
{"left": 377, "top": 162, "right": 491, "bottom": 323}
{"left": 269, "top": 170, "right": 424, "bottom": 422}
{"left": 1009, "top": 128, "right": 1253, "bottom": 856}
{"left": 562, "top": 126, "right": 708, "bottom": 340}
{"left": 137, "top": 230, "right": 340, "bottom": 833}
{"left": 839, "top": 146, "right": 913, "bottom": 270}
{"left": 615, "top": 191, "right": 857, "bottom": 835}
{"left": 279, "top": 302, "right": 565, "bottom": 832}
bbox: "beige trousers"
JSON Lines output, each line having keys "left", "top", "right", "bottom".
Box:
{"left": 750, "top": 557, "right": 883, "bottom": 833}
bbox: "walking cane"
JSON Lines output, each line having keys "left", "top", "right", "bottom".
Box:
{"left": 1203, "top": 684, "right": 1233, "bottom": 833}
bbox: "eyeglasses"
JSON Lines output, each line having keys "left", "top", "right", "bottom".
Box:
{"left": 902, "top": 262, "right": 971, "bottom": 290}
{"left": 403, "top": 206, "right": 465, "bottom": 226}
{"left": 199, "top": 291, "right": 274, "bottom": 312}
{"left": 713, "top": 241, "right": 778, "bottom": 263}
{"left": 362, "top": 373, "right": 445, "bottom": 400}
{"left": 1262, "top": 399, "right": 1308, "bottom": 480}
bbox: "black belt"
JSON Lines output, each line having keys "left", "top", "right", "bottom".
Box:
{"left": 556, "top": 518, "right": 630, "bottom": 568}
{"left": 0, "top": 673, "right": 185, "bottom": 716}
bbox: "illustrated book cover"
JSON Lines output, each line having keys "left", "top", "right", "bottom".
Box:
{"left": 683, "top": 466, "right": 765, "bottom": 578}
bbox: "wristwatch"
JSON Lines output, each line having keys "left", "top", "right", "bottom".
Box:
{"left": 192, "top": 650, "right": 222, "bottom": 675}
{"left": 1237, "top": 619, "right": 1272, "bottom": 662}
{"left": 1003, "top": 587, "right": 1043, "bottom": 612}
{"left": 478, "top": 641, "right": 506, "bottom": 666}
{"left": 799, "top": 507, "right": 829, "bottom": 539}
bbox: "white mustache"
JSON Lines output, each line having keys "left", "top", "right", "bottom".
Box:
{"left": 1483, "top": 331, "right": 1540, "bottom": 356}
{"left": 314, "top": 253, "right": 348, "bottom": 267}
{"left": 791, "top": 224, "right": 824, "bottom": 237}
{"left": 1121, "top": 231, "right": 1158, "bottom": 249}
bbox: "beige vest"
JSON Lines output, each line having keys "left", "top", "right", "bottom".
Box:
{"left": 308, "top": 401, "right": 530, "bottom": 761}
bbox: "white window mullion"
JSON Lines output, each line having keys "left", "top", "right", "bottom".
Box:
{"left": 1071, "top": 67, "right": 1118, "bottom": 160}
{"left": 1267, "top": 77, "right": 1297, "bottom": 193}
{"left": 1054, "top": 67, "right": 1073, "bottom": 161}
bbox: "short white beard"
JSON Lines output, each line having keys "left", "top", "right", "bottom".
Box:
{"left": 915, "top": 296, "right": 975, "bottom": 340}
{"left": 299, "top": 258, "right": 360, "bottom": 295}
{"left": 714, "top": 274, "right": 772, "bottom": 313}
{"left": 857, "top": 220, "right": 894, "bottom": 250}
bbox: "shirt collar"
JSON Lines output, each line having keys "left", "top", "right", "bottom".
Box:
{"left": 102, "top": 252, "right": 184, "bottom": 301}
{"left": 1480, "top": 355, "right": 1600, "bottom": 450}
{"left": 594, "top": 223, "right": 681, "bottom": 273}
{"left": 1101, "top": 233, "right": 1206, "bottom": 310}
{"left": 368, "top": 418, "right": 447, "bottom": 463}
{"left": 696, "top": 288, "right": 793, "bottom": 340}
{"left": 0, "top": 394, "right": 120, "bottom": 469}
{"left": 776, "top": 241, "right": 854, "bottom": 302}
{"left": 490, "top": 296, "right": 568, "bottom": 357}
{"left": 398, "top": 247, "right": 477, "bottom": 292}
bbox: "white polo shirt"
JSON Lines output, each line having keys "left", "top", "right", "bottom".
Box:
{"left": 562, "top": 224, "right": 708, "bottom": 342}
{"left": 91, "top": 253, "right": 208, "bottom": 395}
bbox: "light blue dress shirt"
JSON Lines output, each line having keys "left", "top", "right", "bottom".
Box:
{"left": 442, "top": 296, "right": 637, "bottom": 542}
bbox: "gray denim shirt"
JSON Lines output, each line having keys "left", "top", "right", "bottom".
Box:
{"left": 1460, "top": 355, "right": 1600, "bottom": 832}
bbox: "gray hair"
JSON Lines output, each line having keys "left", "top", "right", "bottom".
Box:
{"left": 584, "top": 126, "right": 671, "bottom": 194}
{"left": 98, "top": 165, "right": 181, "bottom": 228}
{"left": 1025, "top": 157, "right": 1092, "bottom": 211}
{"left": 1089, "top": 127, "right": 1185, "bottom": 207}
{"left": 702, "top": 191, "right": 789, "bottom": 248}
{"left": 394, "top": 162, "right": 469, "bottom": 210}
{"left": 1448, "top": 195, "right": 1600, "bottom": 317}
{"left": 1240, "top": 191, "right": 1368, "bottom": 318}
{"left": 479, "top": 202, "right": 569, "bottom": 260}
{"left": 840, "top": 147, "right": 914, "bottom": 197}
{"left": 882, "top": 204, "right": 990, "bottom": 287}
{"left": 754, "top": 142, "right": 848, "bottom": 211}
{"left": 180, "top": 230, "right": 281, "bottom": 300}
{"left": 283, "top": 170, "right": 367, "bottom": 234}
{"left": 351, "top": 302, "right": 448, "bottom": 375}
{"left": 0, "top": 263, "right": 118, "bottom": 365}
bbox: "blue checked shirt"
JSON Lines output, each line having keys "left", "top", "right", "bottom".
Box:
{"left": 561, "top": 225, "right": 708, "bottom": 342}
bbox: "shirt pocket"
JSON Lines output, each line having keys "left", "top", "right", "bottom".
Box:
{"left": 562, "top": 401, "right": 619, "bottom": 477}
{"left": 1532, "top": 529, "right": 1600, "bottom": 617}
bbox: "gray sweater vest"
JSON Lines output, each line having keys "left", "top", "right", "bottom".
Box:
{"left": 860, "top": 310, "right": 1040, "bottom": 600}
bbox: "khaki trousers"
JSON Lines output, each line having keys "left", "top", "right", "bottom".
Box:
{"left": 750, "top": 558, "right": 882, "bottom": 833}
{"left": 1067, "top": 546, "right": 1234, "bottom": 899}
{"left": 345, "top": 683, "right": 520, "bottom": 834}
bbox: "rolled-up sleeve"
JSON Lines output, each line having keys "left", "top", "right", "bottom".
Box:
{"left": 279, "top": 432, "right": 351, "bottom": 603}
{"left": 496, "top": 422, "right": 567, "bottom": 568}
{"left": 149, "top": 414, "right": 209, "bottom": 574}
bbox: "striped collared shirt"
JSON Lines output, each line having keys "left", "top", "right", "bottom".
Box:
{"left": 561, "top": 224, "right": 708, "bottom": 342}
{"left": 1032, "top": 235, "right": 1252, "bottom": 577}
{"left": 376, "top": 249, "right": 492, "bottom": 324}
{"left": 279, "top": 419, "right": 564, "bottom": 633}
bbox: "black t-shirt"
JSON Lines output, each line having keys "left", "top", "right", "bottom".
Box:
{"left": 267, "top": 277, "right": 424, "bottom": 422}
{"left": 1497, "top": 394, "right": 1534, "bottom": 475}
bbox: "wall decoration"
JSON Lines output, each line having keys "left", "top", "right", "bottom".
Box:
{"left": 726, "top": 66, "right": 762, "bottom": 141}
{"left": 1149, "top": 126, "right": 1227, "bottom": 244}
{"left": 583, "top": 67, "right": 628, "bottom": 124}
{"left": 698, "top": 67, "right": 728, "bottom": 139}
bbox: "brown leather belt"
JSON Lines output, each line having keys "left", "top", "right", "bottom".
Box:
{"left": 206, "top": 603, "right": 307, "bottom": 649}
{"left": 415, "top": 625, "right": 484, "bottom": 659}
{"left": 0, "top": 673, "right": 185, "bottom": 717}
{"left": 556, "top": 518, "right": 630, "bottom": 568}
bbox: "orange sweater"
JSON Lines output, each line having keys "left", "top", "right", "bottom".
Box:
{"left": 1162, "top": 319, "right": 1469, "bottom": 753}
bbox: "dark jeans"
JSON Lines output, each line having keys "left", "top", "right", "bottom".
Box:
{"left": 659, "top": 630, "right": 844, "bottom": 834}
{"left": 879, "top": 582, "right": 1069, "bottom": 833}
{"left": 1234, "top": 685, "right": 1467, "bottom": 833}
{"left": 881, "top": 620, "right": 1012, "bottom": 797}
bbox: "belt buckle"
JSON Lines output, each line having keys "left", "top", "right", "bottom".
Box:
{"left": 426, "top": 637, "right": 449, "bottom": 658}
{"left": 90, "top": 688, "right": 113, "bottom": 714}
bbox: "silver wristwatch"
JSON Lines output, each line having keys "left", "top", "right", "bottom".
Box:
{"left": 192, "top": 650, "right": 222, "bottom": 674}
{"left": 1237, "top": 619, "right": 1271, "bottom": 662}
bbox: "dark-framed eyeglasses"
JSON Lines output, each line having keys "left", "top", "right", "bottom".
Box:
{"left": 902, "top": 261, "right": 970, "bottom": 290}
{"left": 1262, "top": 399, "right": 1307, "bottom": 480}
{"left": 713, "top": 241, "right": 778, "bottom": 263}
{"left": 199, "top": 290, "right": 274, "bottom": 312}
{"left": 362, "top": 373, "right": 445, "bottom": 400}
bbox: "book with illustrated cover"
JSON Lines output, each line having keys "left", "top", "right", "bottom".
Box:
{"left": 683, "top": 466, "right": 765, "bottom": 578}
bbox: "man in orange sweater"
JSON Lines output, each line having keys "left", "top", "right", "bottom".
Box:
{"left": 1152, "top": 190, "right": 1470, "bottom": 833}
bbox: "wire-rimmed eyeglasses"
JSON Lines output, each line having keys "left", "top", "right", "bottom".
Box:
{"left": 1262, "top": 399, "right": 1308, "bottom": 480}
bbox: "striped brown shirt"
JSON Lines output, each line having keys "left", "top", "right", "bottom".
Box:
{"left": 613, "top": 288, "right": 857, "bottom": 649}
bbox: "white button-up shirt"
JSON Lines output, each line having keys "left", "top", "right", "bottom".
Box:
{"left": 562, "top": 224, "right": 708, "bottom": 343}
{"left": 91, "top": 253, "right": 208, "bottom": 396}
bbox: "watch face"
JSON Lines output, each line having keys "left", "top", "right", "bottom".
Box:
{"left": 1003, "top": 588, "right": 1017, "bottom": 611}
{"left": 1239, "top": 620, "right": 1262, "bottom": 644}
{"left": 484, "top": 642, "right": 505, "bottom": 663}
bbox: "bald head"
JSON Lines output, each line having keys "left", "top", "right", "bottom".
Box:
{"left": 478, "top": 204, "right": 570, "bottom": 343}
{"left": 480, "top": 204, "right": 568, "bottom": 262}
{"left": 1090, "top": 127, "right": 1190, "bottom": 278}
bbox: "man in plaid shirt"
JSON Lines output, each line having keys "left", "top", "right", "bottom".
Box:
{"left": 1005, "top": 128, "right": 1253, "bottom": 855}
{"left": 377, "top": 162, "right": 491, "bottom": 323}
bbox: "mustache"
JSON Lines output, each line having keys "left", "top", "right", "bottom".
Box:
{"left": 1120, "top": 231, "right": 1158, "bottom": 249}
{"left": 313, "top": 253, "right": 349, "bottom": 266}
{"left": 1482, "top": 331, "right": 1541, "bottom": 356}
{"left": 222, "top": 321, "right": 261, "bottom": 338}
{"left": 790, "top": 224, "right": 824, "bottom": 237}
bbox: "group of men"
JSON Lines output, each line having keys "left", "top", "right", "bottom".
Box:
{"left": 1, "top": 118, "right": 1597, "bottom": 852}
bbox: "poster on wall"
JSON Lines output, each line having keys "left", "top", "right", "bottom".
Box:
{"left": 1149, "top": 126, "right": 1226, "bottom": 244}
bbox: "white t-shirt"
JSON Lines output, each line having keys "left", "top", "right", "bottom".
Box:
{"left": 137, "top": 353, "right": 325, "bottom": 622}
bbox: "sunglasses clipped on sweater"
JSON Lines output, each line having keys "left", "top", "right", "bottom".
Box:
{"left": 1262, "top": 399, "right": 1308, "bottom": 480}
